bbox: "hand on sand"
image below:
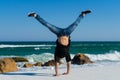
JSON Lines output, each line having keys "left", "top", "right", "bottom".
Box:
{"left": 62, "top": 72, "right": 69, "bottom": 75}
{"left": 53, "top": 72, "right": 69, "bottom": 77}
{"left": 53, "top": 74, "right": 60, "bottom": 77}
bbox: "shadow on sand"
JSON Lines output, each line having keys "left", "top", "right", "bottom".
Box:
{"left": 2, "top": 72, "right": 53, "bottom": 77}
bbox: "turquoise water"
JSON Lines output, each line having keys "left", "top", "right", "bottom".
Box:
{"left": 0, "top": 41, "right": 120, "bottom": 62}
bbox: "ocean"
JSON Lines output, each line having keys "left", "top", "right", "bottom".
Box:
{"left": 0, "top": 41, "right": 120, "bottom": 63}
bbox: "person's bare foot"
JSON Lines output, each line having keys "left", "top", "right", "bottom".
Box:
{"left": 81, "top": 10, "right": 91, "bottom": 16}
{"left": 28, "top": 12, "right": 37, "bottom": 17}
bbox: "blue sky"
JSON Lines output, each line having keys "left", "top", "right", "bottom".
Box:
{"left": 0, "top": 0, "right": 120, "bottom": 41}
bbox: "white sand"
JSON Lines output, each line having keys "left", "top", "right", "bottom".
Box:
{"left": 0, "top": 65, "right": 120, "bottom": 80}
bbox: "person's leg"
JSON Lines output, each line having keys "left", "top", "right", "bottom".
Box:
{"left": 28, "top": 12, "right": 62, "bottom": 36}
{"left": 64, "top": 10, "right": 91, "bottom": 35}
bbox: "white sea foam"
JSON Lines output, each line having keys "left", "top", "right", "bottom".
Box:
{"left": 0, "top": 44, "right": 55, "bottom": 48}
{"left": 34, "top": 47, "right": 51, "bottom": 50}
{"left": 34, "top": 47, "right": 40, "bottom": 50}
{"left": 1, "top": 51, "right": 120, "bottom": 63}
{"left": 25, "top": 53, "right": 54, "bottom": 63}
{"left": 86, "top": 50, "right": 120, "bottom": 61}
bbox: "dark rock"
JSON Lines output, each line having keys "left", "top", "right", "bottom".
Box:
{"left": 12, "top": 57, "right": 28, "bottom": 62}
{"left": 43, "top": 60, "right": 63, "bottom": 66}
{"left": 43, "top": 60, "right": 55, "bottom": 66}
{"left": 72, "top": 53, "right": 93, "bottom": 65}
{"left": 34, "top": 62, "right": 43, "bottom": 66}
{"left": 23, "top": 63, "right": 34, "bottom": 68}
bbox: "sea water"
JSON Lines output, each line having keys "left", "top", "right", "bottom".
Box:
{"left": 0, "top": 41, "right": 120, "bottom": 71}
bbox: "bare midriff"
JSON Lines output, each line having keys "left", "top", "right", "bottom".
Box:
{"left": 58, "top": 36, "right": 69, "bottom": 46}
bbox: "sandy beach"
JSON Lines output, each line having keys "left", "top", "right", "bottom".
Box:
{"left": 1, "top": 63, "right": 120, "bottom": 80}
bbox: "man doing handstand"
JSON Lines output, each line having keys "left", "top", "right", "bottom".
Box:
{"left": 28, "top": 10, "right": 91, "bottom": 76}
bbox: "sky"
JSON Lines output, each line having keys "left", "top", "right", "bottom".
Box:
{"left": 0, "top": 0, "right": 120, "bottom": 41}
